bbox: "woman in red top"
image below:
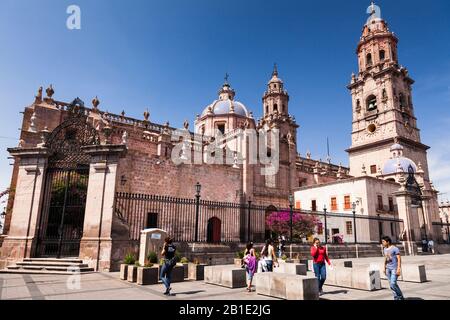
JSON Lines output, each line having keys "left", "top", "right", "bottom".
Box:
{"left": 310, "top": 238, "right": 333, "bottom": 295}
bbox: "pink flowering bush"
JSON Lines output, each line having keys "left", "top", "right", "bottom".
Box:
{"left": 266, "top": 211, "right": 320, "bottom": 241}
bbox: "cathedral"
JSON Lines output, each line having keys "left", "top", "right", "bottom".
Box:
{"left": 0, "top": 3, "right": 443, "bottom": 271}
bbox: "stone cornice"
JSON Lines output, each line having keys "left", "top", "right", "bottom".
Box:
{"left": 81, "top": 144, "right": 127, "bottom": 157}
{"left": 7, "top": 147, "right": 50, "bottom": 158}
{"left": 346, "top": 136, "right": 430, "bottom": 154}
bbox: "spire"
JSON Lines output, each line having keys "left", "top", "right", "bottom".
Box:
{"left": 218, "top": 73, "right": 235, "bottom": 100}
{"left": 272, "top": 63, "right": 278, "bottom": 77}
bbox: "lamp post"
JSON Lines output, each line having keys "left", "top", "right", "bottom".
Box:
{"left": 194, "top": 182, "right": 201, "bottom": 242}
{"left": 288, "top": 194, "right": 294, "bottom": 242}
{"left": 377, "top": 213, "right": 382, "bottom": 243}
{"left": 323, "top": 205, "right": 328, "bottom": 244}
{"left": 247, "top": 198, "right": 252, "bottom": 242}
{"left": 0, "top": 209, "right": 5, "bottom": 234}
{"left": 352, "top": 201, "right": 358, "bottom": 244}
{"left": 444, "top": 213, "right": 450, "bottom": 244}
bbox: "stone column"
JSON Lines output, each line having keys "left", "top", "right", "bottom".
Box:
{"left": 79, "top": 144, "right": 126, "bottom": 271}
{"left": 394, "top": 190, "right": 418, "bottom": 256}
{"left": 0, "top": 147, "right": 49, "bottom": 266}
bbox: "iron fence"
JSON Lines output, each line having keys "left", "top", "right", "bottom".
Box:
{"left": 114, "top": 192, "right": 406, "bottom": 245}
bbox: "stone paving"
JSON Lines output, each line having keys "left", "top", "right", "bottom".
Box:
{"left": 1, "top": 254, "right": 449, "bottom": 300}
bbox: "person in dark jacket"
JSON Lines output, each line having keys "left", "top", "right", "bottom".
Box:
{"left": 160, "top": 237, "right": 176, "bottom": 295}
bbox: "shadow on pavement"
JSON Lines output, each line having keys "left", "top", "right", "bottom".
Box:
{"left": 171, "top": 290, "right": 206, "bottom": 295}
{"left": 324, "top": 289, "right": 349, "bottom": 295}
{"left": 404, "top": 297, "right": 424, "bottom": 300}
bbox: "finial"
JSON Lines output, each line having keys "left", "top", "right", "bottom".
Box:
{"left": 121, "top": 110, "right": 125, "bottom": 117}
{"left": 224, "top": 73, "right": 229, "bottom": 84}
{"left": 143, "top": 108, "right": 150, "bottom": 121}
{"left": 35, "top": 86, "right": 43, "bottom": 102}
{"left": 45, "top": 84, "right": 54, "bottom": 99}
{"left": 92, "top": 96, "right": 100, "bottom": 109}
{"left": 272, "top": 63, "right": 278, "bottom": 77}
{"left": 183, "top": 119, "right": 189, "bottom": 130}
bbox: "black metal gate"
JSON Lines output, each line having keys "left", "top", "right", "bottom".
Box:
{"left": 35, "top": 98, "right": 99, "bottom": 258}
{"left": 36, "top": 167, "right": 89, "bottom": 257}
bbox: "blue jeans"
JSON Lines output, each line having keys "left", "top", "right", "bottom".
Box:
{"left": 160, "top": 262, "right": 173, "bottom": 290}
{"left": 266, "top": 260, "right": 273, "bottom": 272}
{"left": 386, "top": 268, "right": 404, "bottom": 300}
{"left": 313, "top": 262, "right": 327, "bottom": 291}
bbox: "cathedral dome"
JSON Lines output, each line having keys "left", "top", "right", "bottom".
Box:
{"left": 201, "top": 99, "right": 249, "bottom": 117}
{"left": 383, "top": 141, "right": 416, "bottom": 175}
{"left": 383, "top": 157, "right": 417, "bottom": 175}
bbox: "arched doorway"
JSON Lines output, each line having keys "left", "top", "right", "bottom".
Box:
{"left": 35, "top": 99, "right": 99, "bottom": 258}
{"left": 265, "top": 205, "right": 278, "bottom": 240}
{"left": 207, "top": 217, "right": 221, "bottom": 243}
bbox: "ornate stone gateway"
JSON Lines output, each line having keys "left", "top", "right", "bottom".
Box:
{"left": 35, "top": 99, "right": 99, "bottom": 258}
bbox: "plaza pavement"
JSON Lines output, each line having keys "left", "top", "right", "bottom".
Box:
{"left": 1, "top": 254, "right": 449, "bottom": 300}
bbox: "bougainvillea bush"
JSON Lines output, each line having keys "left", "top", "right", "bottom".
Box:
{"left": 266, "top": 211, "right": 320, "bottom": 241}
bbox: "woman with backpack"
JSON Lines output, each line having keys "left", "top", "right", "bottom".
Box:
{"left": 160, "top": 237, "right": 177, "bottom": 295}
{"left": 243, "top": 242, "right": 257, "bottom": 292}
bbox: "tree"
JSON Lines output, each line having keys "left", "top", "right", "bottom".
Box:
{"left": 266, "top": 210, "right": 320, "bottom": 241}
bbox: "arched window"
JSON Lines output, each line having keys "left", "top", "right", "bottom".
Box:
{"left": 367, "top": 95, "right": 377, "bottom": 111}
{"left": 379, "top": 50, "right": 386, "bottom": 61}
{"left": 273, "top": 104, "right": 278, "bottom": 112}
{"left": 356, "top": 99, "right": 361, "bottom": 112}
{"left": 366, "top": 53, "right": 373, "bottom": 67}
{"left": 265, "top": 105, "right": 269, "bottom": 114}
{"left": 382, "top": 89, "right": 388, "bottom": 100}
{"left": 399, "top": 93, "right": 406, "bottom": 109}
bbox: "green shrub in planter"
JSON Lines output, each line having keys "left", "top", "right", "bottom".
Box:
{"left": 144, "top": 262, "right": 154, "bottom": 268}
{"left": 281, "top": 255, "right": 288, "bottom": 261}
{"left": 123, "top": 252, "right": 136, "bottom": 265}
{"left": 135, "top": 261, "right": 141, "bottom": 267}
{"left": 235, "top": 251, "right": 244, "bottom": 259}
{"left": 147, "top": 251, "right": 158, "bottom": 264}
{"left": 180, "top": 257, "right": 189, "bottom": 264}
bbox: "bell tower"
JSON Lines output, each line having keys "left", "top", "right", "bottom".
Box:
{"left": 258, "top": 65, "right": 299, "bottom": 195}
{"left": 263, "top": 64, "right": 289, "bottom": 117}
{"left": 347, "top": 2, "right": 431, "bottom": 180}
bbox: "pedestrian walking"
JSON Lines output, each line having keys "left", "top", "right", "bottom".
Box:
{"left": 160, "top": 236, "right": 177, "bottom": 295}
{"left": 428, "top": 239, "right": 435, "bottom": 254}
{"left": 310, "top": 238, "right": 332, "bottom": 296}
{"left": 261, "top": 239, "right": 278, "bottom": 272}
{"left": 382, "top": 236, "right": 405, "bottom": 300}
{"left": 243, "top": 242, "right": 257, "bottom": 292}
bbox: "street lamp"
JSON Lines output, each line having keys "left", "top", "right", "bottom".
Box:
{"left": 323, "top": 204, "right": 328, "bottom": 244}
{"left": 247, "top": 197, "right": 252, "bottom": 242}
{"left": 288, "top": 194, "right": 294, "bottom": 242}
{"left": 352, "top": 201, "right": 358, "bottom": 244}
{"left": 445, "top": 213, "right": 450, "bottom": 244}
{"left": 194, "top": 182, "right": 201, "bottom": 242}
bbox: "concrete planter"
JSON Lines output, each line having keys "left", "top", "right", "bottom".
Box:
{"left": 204, "top": 265, "right": 247, "bottom": 288}
{"left": 137, "top": 266, "right": 159, "bottom": 285}
{"left": 127, "top": 265, "right": 138, "bottom": 282}
{"left": 181, "top": 263, "right": 189, "bottom": 279}
{"left": 234, "top": 258, "right": 243, "bottom": 268}
{"left": 188, "top": 263, "right": 207, "bottom": 281}
{"left": 120, "top": 264, "right": 129, "bottom": 280}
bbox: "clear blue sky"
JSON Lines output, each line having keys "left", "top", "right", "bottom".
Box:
{"left": 0, "top": 0, "right": 449, "bottom": 205}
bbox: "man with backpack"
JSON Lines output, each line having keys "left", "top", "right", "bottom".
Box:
{"left": 160, "top": 237, "right": 177, "bottom": 295}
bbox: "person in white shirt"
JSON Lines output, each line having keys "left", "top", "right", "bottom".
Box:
{"left": 260, "top": 239, "right": 278, "bottom": 272}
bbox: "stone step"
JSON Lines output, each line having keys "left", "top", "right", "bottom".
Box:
{"left": 8, "top": 265, "right": 94, "bottom": 272}
{"left": 16, "top": 261, "right": 89, "bottom": 268}
{"left": 23, "top": 258, "right": 83, "bottom": 264}
{"left": 0, "top": 268, "right": 95, "bottom": 275}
